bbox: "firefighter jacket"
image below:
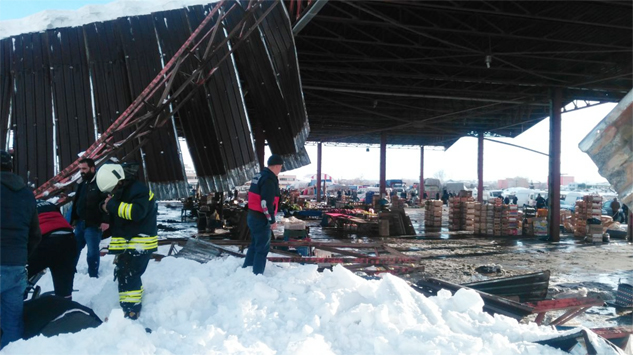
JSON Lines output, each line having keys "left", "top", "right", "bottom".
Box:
{"left": 104, "top": 179, "right": 157, "bottom": 254}
{"left": 247, "top": 168, "right": 280, "bottom": 224}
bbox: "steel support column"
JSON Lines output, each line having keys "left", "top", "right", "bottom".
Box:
{"left": 420, "top": 146, "right": 425, "bottom": 205}
{"left": 316, "top": 142, "right": 322, "bottom": 202}
{"left": 478, "top": 132, "right": 484, "bottom": 203}
{"left": 380, "top": 132, "right": 387, "bottom": 197}
{"left": 548, "top": 88, "right": 563, "bottom": 242}
{"left": 254, "top": 123, "right": 265, "bottom": 170}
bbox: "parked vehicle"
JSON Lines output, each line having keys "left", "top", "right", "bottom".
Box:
{"left": 424, "top": 178, "right": 442, "bottom": 198}
{"left": 527, "top": 190, "right": 548, "bottom": 207}
{"left": 444, "top": 182, "right": 467, "bottom": 195}
{"left": 553, "top": 191, "right": 583, "bottom": 211}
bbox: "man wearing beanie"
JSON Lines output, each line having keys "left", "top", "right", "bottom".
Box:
{"left": 243, "top": 154, "right": 283, "bottom": 275}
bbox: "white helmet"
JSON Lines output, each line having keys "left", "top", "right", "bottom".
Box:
{"left": 96, "top": 164, "right": 125, "bottom": 193}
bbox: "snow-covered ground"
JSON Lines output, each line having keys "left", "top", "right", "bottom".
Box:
{"left": 3, "top": 204, "right": 623, "bottom": 354}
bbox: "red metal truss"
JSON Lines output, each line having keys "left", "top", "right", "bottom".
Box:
{"left": 266, "top": 256, "right": 420, "bottom": 264}
{"left": 35, "top": 0, "right": 280, "bottom": 200}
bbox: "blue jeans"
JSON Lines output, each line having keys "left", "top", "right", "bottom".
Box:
{"left": 243, "top": 213, "right": 272, "bottom": 275}
{"left": 74, "top": 220, "right": 102, "bottom": 278}
{"left": 1, "top": 265, "right": 27, "bottom": 349}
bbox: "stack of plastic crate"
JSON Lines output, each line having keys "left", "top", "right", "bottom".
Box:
{"left": 448, "top": 197, "right": 462, "bottom": 231}
{"left": 424, "top": 199, "right": 443, "bottom": 227}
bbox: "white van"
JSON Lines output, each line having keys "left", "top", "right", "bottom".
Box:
{"left": 508, "top": 189, "right": 532, "bottom": 206}
{"left": 472, "top": 189, "right": 502, "bottom": 201}
{"left": 527, "top": 190, "right": 547, "bottom": 207}
{"left": 560, "top": 191, "right": 584, "bottom": 207}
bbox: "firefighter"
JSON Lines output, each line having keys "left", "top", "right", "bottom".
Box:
{"left": 242, "top": 155, "right": 283, "bottom": 275}
{"left": 96, "top": 163, "right": 157, "bottom": 320}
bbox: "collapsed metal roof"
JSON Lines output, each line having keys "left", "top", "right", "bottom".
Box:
{"left": 1, "top": 0, "right": 310, "bottom": 199}
{"left": 292, "top": 0, "right": 632, "bottom": 146}
{"left": 0, "top": 0, "right": 631, "bottom": 198}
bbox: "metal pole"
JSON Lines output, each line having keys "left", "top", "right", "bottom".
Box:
{"left": 254, "top": 123, "right": 265, "bottom": 170}
{"left": 317, "top": 142, "right": 322, "bottom": 202}
{"left": 478, "top": 132, "right": 484, "bottom": 203}
{"left": 420, "top": 146, "right": 425, "bottom": 205}
{"left": 380, "top": 132, "right": 387, "bottom": 197}
{"left": 548, "top": 88, "right": 563, "bottom": 242}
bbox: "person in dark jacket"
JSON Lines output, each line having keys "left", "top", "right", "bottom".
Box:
{"left": 611, "top": 197, "right": 621, "bottom": 221}
{"left": 535, "top": 194, "right": 546, "bottom": 209}
{"left": 243, "top": 155, "right": 282, "bottom": 275}
{"left": 0, "top": 150, "right": 41, "bottom": 348}
{"left": 28, "top": 200, "right": 77, "bottom": 299}
{"left": 71, "top": 158, "right": 108, "bottom": 278}
{"left": 97, "top": 163, "right": 157, "bottom": 320}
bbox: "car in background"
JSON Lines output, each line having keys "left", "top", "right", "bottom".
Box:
{"left": 602, "top": 200, "right": 624, "bottom": 222}
{"left": 559, "top": 200, "right": 576, "bottom": 212}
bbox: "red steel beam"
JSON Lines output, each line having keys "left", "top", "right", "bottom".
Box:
{"left": 380, "top": 132, "right": 387, "bottom": 196}
{"left": 548, "top": 88, "right": 563, "bottom": 241}
{"left": 34, "top": 0, "right": 278, "bottom": 199}
{"left": 419, "top": 145, "right": 425, "bottom": 205}
{"left": 477, "top": 132, "right": 484, "bottom": 203}
{"left": 267, "top": 256, "right": 420, "bottom": 264}
{"left": 317, "top": 142, "right": 322, "bottom": 202}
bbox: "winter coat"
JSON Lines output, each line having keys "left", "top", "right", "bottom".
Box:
{"left": 1, "top": 172, "right": 41, "bottom": 266}
{"left": 36, "top": 200, "right": 73, "bottom": 237}
{"left": 247, "top": 168, "right": 280, "bottom": 224}
{"left": 71, "top": 176, "right": 108, "bottom": 227}
{"left": 104, "top": 179, "right": 157, "bottom": 254}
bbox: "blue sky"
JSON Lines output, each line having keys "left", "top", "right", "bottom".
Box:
{"left": 0, "top": 1, "right": 616, "bottom": 184}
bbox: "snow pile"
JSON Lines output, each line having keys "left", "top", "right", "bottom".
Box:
{"left": 4, "top": 254, "right": 619, "bottom": 355}
{"left": 3, "top": 203, "right": 621, "bottom": 354}
{"left": 0, "top": 0, "right": 219, "bottom": 39}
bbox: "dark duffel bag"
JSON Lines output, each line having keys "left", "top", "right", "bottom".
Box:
{"left": 23, "top": 295, "right": 102, "bottom": 339}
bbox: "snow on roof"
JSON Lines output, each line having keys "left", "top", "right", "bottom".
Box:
{"left": 0, "top": 0, "right": 218, "bottom": 40}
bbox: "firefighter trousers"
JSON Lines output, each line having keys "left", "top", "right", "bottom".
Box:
{"left": 115, "top": 251, "right": 151, "bottom": 316}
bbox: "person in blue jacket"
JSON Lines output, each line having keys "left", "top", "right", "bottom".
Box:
{"left": 0, "top": 150, "right": 41, "bottom": 348}
{"left": 243, "top": 155, "right": 283, "bottom": 275}
{"left": 96, "top": 163, "right": 157, "bottom": 320}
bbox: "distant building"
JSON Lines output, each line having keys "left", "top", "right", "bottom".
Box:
{"left": 498, "top": 178, "right": 529, "bottom": 189}
{"left": 279, "top": 174, "right": 297, "bottom": 189}
{"left": 546, "top": 175, "right": 575, "bottom": 187}
{"left": 560, "top": 175, "right": 575, "bottom": 186}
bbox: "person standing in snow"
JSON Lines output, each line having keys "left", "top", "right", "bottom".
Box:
{"left": 97, "top": 163, "right": 157, "bottom": 320}
{"left": 243, "top": 155, "right": 282, "bottom": 275}
{"left": 71, "top": 158, "right": 108, "bottom": 278}
{"left": 0, "top": 150, "right": 41, "bottom": 348}
{"left": 28, "top": 200, "right": 77, "bottom": 299}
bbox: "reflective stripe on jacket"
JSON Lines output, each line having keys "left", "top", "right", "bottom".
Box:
{"left": 105, "top": 180, "right": 157, "bottom": 244}
{"left": 109, "top": 236, "right": 158, "bottom": 254}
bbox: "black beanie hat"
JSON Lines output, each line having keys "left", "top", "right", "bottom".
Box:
{"left": 267, "top": 154, "right": 283, "bottom": 166}
{"left": 0, "top": 150, "right": 12, "bottom": 171}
